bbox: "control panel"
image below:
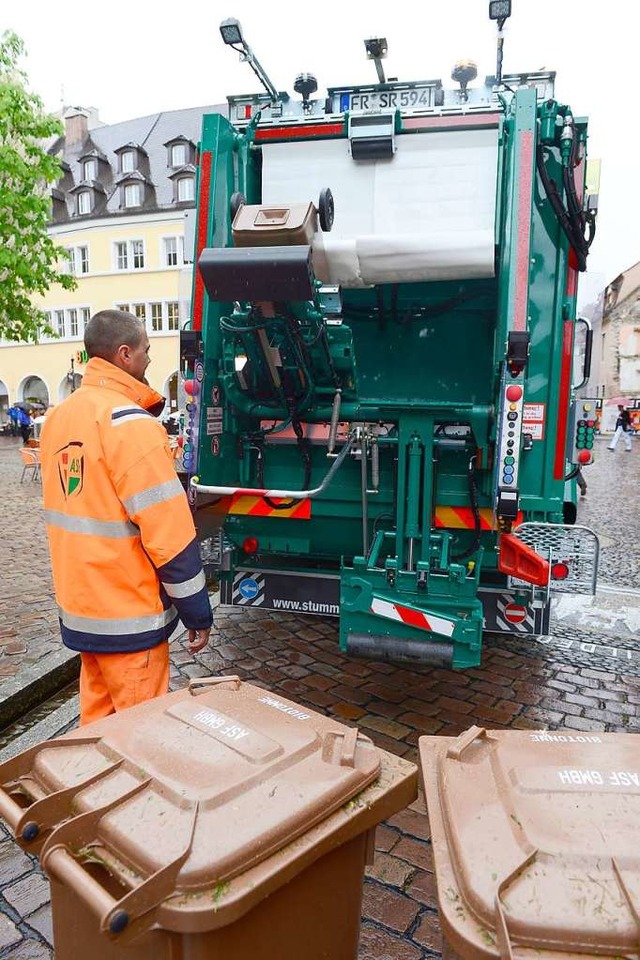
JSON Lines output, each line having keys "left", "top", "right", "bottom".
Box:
{"left": 495, "top": 379, "right": 525, "bottom": 520}
{"left": 567, "top": 398, "right": 598, "bottom": 466}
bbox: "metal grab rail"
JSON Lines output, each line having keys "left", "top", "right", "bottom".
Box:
{"left": 190, "top": 435, "right": 356, "bottom": 498}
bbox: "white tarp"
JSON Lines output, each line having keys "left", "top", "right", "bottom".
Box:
{"left": 261, "top": 129, "right": 498, "bottom": 287}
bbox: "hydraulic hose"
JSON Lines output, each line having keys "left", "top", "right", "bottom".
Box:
{"left": 536, "top": 144, "right": 587, "bottom": 272}
{"left": 451, "top": 453, "right": 482, "bottom": 562}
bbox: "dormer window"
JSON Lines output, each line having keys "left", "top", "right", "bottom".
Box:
{"left": 83, "top": 158, "right": 97, "bottom": 181}
{"left": 121, "top": 150, "right": 136, "bottom": 173}
{"left": 176, "top": 176, "right": 195, "bottom": 202}
{"left": 124, "top": 183, "right": 142, "bottom": 208}
{"left": 116, "top": 169, "right": 149, "bottom": 209}
{"left": 165, "top": 136, "right": 195, "bottom": 170}
{"left": 69, "top": 180, "right": 105, "bottom": 217}
{"left": 171, "top": 143, "right": 187, "bottom": 166}
{"left": 77, "top": 191, "right": 92, "bottom": 215}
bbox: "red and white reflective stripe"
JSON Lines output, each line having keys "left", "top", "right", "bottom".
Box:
{"left": 402, "top": 113, "right": 501, "bottom": 132}
{"left": 370, "top": 597, "right": 455, "bottom": 637}
{"left": 192, "top": 151, "right": 212, "bottom": 332}
{"left": 513, "top": 129, "right": 534, "bottom": 332}
{"left": 255, "top": 122, "right": 345, "bottom": 141}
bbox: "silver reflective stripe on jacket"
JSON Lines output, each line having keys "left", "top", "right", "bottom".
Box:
{"left": 161, "top": 570, "right": 206, "bottom": 599}
{"left": 123, "top": 478, "right": 184, "bottom": 516}
{"left": 58, "top": 606, "right": 177, "bottom": 635}
{"left": 111, "top": 405, "right": 153, "bottom": 427}
{"left": 45, "top": 510, "right": 138, "bottom": 538}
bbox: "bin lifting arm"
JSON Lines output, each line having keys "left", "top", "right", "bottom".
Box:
{"left": 497, "top": 533, "right": 549, "bottom": 587}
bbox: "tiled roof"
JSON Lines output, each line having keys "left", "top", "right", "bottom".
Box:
{"left": 49, "top": 103, "right": 226, "bottom": 222}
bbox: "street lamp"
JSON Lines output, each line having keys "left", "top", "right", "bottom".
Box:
{"left": 67, "top": 356, "right": 76, "bottom": 392}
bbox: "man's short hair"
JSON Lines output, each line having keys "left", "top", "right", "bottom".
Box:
{"left": 84, "top": 310, "right": 145, "bottom": 361}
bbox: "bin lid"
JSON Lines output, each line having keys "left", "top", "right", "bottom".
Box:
{"left": 27, "top": 678, "right": 380, "bottom": 888}
{"left": 420, "top": 727, "right": 640, "bottom": 960}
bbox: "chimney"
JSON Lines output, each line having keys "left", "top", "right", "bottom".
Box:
{"left": 64, "top": 108, "right": 89, "bottom": 146}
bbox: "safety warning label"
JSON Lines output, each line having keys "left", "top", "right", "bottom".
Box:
{"left": 522, "top": 403, "right": 546, "bottom": 441}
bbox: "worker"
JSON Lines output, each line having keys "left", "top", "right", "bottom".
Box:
{"left": 40, "top": 310, "right": 212, "bottom": 725}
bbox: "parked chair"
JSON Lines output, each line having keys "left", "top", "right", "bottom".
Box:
{"left": 19, "top": 447, "right": 41, "bottom": 483}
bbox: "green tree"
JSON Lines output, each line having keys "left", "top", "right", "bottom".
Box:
{"left": 0, "top": 31, "right": 75, "bottom": 343}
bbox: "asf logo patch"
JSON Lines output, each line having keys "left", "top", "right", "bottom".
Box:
{"left": 56, "top": 442, "right": 84, "bottom": 499}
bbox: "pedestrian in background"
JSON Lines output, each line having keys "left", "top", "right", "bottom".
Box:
{"left": 40, "top": 309, "right": 213, "bottom": 725}
{"left": 608, "top": 405, "right": 632, "bottom": 452}
{"left": 17, "top": 408, "right": 31, "bottom": 444}
{"left": 7, "top": 405, "right": 19, "bottom": 437}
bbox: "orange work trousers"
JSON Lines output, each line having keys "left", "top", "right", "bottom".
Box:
{"left": 79, "top": 645, "right": 169, "bottom": 726}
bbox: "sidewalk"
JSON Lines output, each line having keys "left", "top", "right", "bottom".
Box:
{"left": 0, "top": 437, "right": 639, "bottom": 958}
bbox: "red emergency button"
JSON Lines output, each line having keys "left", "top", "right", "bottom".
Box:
{"left": 506, "top": 385, "right": 522, "bottom": 402}
{"left": 578, "top": 450, "right": 591, "bottom": 464}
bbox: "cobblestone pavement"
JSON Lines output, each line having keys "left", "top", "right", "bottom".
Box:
{"left": 576, "top": 436, "right": 640, "bottom": 583}
{"left": 0, "top": 439, "right": 58, "bottom": 687}
{"left": 0, "top": 435, "right": 639, "bottom": 958}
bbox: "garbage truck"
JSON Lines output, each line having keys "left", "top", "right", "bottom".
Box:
{"left": 182, "top": 9, "right": 599, "bottom": 669}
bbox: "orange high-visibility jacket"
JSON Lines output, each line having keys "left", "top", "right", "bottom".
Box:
{"left": 40, "top": 357, "right": 212, "bottom": 653}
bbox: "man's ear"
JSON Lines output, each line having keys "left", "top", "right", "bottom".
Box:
{"left": 112, "top": 343, "right": 130, "bottom": 369}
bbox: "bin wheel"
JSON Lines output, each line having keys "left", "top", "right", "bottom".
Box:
{"left": 230, "top": 191, "right": 245, "bottom": 222}
{"left": 318, "top": 187, "right": 334, "bottom": 232}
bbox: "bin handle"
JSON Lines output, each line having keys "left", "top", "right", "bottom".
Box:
{"left": 0, "top": 788, "right": 33, "bottom": 839}
{"left": 15, "top": 759, "right": 124, "bottom": 846}
{"left": 339, "top": 727, "right": 359, "bottom": 768}
{"left": 494, "top": 848, "right": 539, "bottom": 960}
{"left": 188, "top": 675, "right": 241, "bottom": 695}
{"left": 612, "top": 857, "right": 640, "bottom": 933}
{"left": 41, "top": 784, "right": 199, "bottom": 945}
{"left": 0, "top": 735, "right": 107, "bottom": 840}
{"left": 446, "top": 725, "right": 488, "bottom": 761}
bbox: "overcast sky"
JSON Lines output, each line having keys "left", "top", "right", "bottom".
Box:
{"left": 5, "top": 0, "right": 637, "bottom": 297}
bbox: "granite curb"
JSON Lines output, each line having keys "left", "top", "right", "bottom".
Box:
{"left": 0, "top": 649, "right": 79, "bottom": 731}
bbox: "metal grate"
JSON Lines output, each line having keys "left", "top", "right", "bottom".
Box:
{"left": 510, "top": 522, "right": 599, "bottom": 595}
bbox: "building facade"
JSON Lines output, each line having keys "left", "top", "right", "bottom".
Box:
{"left": 0, "top": 102, "right": 223, "bottom": 419}
{"left": 595, "top": 261, "right": 640, "bottom": 432}
{"left": 602, "top": 261, "right": 640, "bottom": 397}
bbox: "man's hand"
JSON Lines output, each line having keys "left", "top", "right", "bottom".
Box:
{"left": 186, "top": 627, "right": 211, "bottom": 654}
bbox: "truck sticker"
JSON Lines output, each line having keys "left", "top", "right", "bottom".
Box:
{"left": 522, "top": 403, "right": 546, "bottom": 440}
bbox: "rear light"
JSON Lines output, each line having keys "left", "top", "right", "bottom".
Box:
{"left": 243, "top": 537, "right": 259, "bottom": 554}
{"left": 551, "top": 561, "right": 570, "bottom": 580}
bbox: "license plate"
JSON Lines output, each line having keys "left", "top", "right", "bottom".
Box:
{"left": 348, "top": 86, "right": 433, "bottom": 113}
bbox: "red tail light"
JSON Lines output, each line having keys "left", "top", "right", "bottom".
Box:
{"left": 551, "top": 562, "right": 570, "bottom": 580}
{"left": 243, "top": 537, "right": 259, "bottom": 554}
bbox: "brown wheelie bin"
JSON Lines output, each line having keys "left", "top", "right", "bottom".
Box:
{"left": 0, "top": 676, "right": 417, "bottom": 959}
{"left": 419, "top": 726, "right": 640, "bottom": 960}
